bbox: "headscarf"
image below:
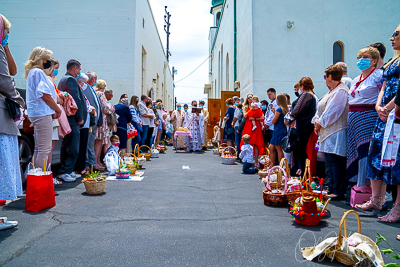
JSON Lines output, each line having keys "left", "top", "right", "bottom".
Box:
{"left": 0, "top": 15, "right": 4, "bottom": 44}
{"left": 119, "top": 97, "right": 129, "bottom": 105}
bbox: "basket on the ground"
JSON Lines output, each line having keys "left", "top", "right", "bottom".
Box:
{"left": 115, "top": 171, "right": 131, "bottom": 179}
{"left": 218, "top": 143, "right": 228, "bottom": 156}
{"left": 287, "top": 159, "right": 311, "bottom": 205}
{"left": 122, "top": 153, "right": 138, "bottom": 174}
{"left": 221, "top": 146, "right": 237, "bottom": 165}
{"left": 83, "top": 179, "right": 106, "bottom": 194}
{"left": 263, "top": 166, "right": 288, "bottom": 206}
{"left": 133, "top": 144, "right": 146, "bottom": 168}
{"left": 137, "top": 145, "right": 152, "bottom": 161}
{"left": 294, "top": 211, "right": 326, "bottom": 226}
{"left": 269, "top": 158, "right": 289, "bottom": 190}
{"left": 151, "top": 149, "right": 159, "bottom": 158}
{"left": 258, "top": 151, "right": 270, "bottom": 170}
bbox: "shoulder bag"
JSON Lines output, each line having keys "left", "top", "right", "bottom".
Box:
{"left": 106, "top": 113, "right": 118, "bottom": 126}
{"left": 0, "top": 92, "right": 22, "bottom": 118}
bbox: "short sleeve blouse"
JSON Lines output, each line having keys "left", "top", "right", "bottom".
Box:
{"left": 348, "top": 69, "right": 383, "bottom": 105}
{"left": 26, "top": 68, "right": 57, "bottom": 117}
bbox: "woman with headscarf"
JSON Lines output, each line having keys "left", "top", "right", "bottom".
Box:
{"left": 114, "top": 94, "right": 132, "bottom": 154}
{"left": 0, "top": 14, "right": 25, "bottom": 206}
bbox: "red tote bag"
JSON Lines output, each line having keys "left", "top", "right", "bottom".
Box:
{"left": 25, "top": 172, "right": 56, "bottom": 212}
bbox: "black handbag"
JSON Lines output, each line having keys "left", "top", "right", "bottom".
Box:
{"left": 282, "top": 131, "right": 292, "bottom": 153}
{"left": 89, "top": 113, "right": 96, "bottom": 126}
{"left": 225, "top": 127, "right": 235, "bottom": 136}
{"left": 0, "top": 93, "right": 22, "bottom": 118}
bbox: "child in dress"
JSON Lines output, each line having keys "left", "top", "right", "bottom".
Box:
{"left": 239, "top": 134, "right": 259, "bottom": 174}
{"left": 247, "top": 95, "right": 264, "bottom": 131}
{"left": 268, "top": 93, "right": 289, "bottom": 167}
{"left": 105, "top": 135, "right": 120, "bottom": 155}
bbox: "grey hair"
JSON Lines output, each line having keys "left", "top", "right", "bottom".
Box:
{"left": 104, "top": 89, "right": 113, "bottom": 95}
{"left": 78, "top": 72, "right": 89, "bottom": 83}
{"left": 335, "top": 62, "right": 347, "bottom": 73}
{"left": 86, "top": 71, "right": 96, "bottom": 80}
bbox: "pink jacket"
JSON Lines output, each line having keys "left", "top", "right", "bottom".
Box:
{"left": 62, "top": 92, "right": 78, "bottom": 116}
{"left": 58, "top": 105, "right": 71, "bottom": 138}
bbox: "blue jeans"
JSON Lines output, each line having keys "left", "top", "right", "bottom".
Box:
{"left": 140, "top": 125, "right": 149, "bottom": 146}
{"left": 325, "top": 153, "right": 347, "bottom": 196}
{"left": 235, "top": 126, "right": 242, "bottom": 159}
{"left": 242, "top": 162, "right": 258, "bottom": 174}
{"left": 131, "top": 132, "right": 141, "bottom": 151}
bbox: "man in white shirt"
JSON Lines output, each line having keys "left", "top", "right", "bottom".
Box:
{"left": 138, "top": 95, "right": 154, "bottom": 146}
{"left": 264, "top": 88, "right": 279, "bottom": 144}
{"left": 335, "top": 62, "right": 352, "bottom": 88}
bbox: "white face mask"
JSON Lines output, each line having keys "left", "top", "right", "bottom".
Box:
{"left": 81, "top": 83, "right": 88, "bottom": 91}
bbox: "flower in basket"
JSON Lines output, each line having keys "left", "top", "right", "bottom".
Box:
{"left": 83, "top": 170, "right": 106, "bottom": 182}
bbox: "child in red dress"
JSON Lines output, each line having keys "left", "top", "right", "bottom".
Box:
{"left": 247, "top": 101, "right": 264, "bottom": 131}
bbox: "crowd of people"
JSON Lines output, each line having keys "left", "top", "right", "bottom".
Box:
{"left": 0, "top": 11, "right": 399, "bottom": 240}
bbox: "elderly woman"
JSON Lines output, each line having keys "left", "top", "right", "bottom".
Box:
{"left": 114, "top": 94, "right": 132, "bottom": 154}
{"left": 75, "top": 73, "right": 94, "bottom": 175}
{"left": 357, "top": 25, "right": 400, "bottom": 220}
{"left": 223, "top": 98, "right": 236, "bottom": 147}
{"left": 346, "top": 47, "right": 382, "bottom": 188}
{"left": 94, "top": 80, "right": 113, "bottom": 170}
{"left": 25, "top": 47, "right": 62, "bottom": 171}
{"left": 312, "top": 64, "right": 349, "bottom": 200}
{"left": 291, "top": 77, "right": 317, "bottom": 175}
{"left": 0, "top": 14, "right": 25, "bottom": 203}
{"left": 241, "top": 93, "right": 265, "bottom": 166}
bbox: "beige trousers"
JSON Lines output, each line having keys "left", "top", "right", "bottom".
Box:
{"left": 30, "top": 115, "right": 53, "bottom": 170}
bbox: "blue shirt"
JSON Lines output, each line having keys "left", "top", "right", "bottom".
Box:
{"left": 114, "top": 103, "right": 132, "bottom": 130}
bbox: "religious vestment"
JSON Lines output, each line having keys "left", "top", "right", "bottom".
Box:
{"left": 183, "top": 111, "right": 204, "bottom": 151}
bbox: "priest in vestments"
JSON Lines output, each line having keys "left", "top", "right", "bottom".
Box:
{"left": 199, "top": 100, "right": 209, "bottom": 148}
{"left": 183, "top": 103, "right": 204, "bottom": 151}
{"left": 171, "top": 103, "right": 186, "bottom": 133}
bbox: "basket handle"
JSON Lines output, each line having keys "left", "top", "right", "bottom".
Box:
{"left": 265, "top": 148, "right": 270, "bottom": 156}
{"left": 301, "top": 159, "right": 312, "bottom": 191}
{"left": 266, "top": 165, "right": 288, "bottom": 194}
{"left": 139, "top": 145, "right": 152, "bottom": 155}
{"left": 337, "top": 210, "right": 361, "bottom": 248}
{"left": 218, "top": 143, "right": 228, "bottom": 150}
{"left": 122, "top": 153, "right": 137, "bottom": 161}
{"left": 222, "top": 146, "right": 237, "bottom": 156}
{"left": 134, "top": 144, "right": 139, "bottom": 158}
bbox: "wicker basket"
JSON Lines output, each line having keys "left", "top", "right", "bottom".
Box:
{"left": 212, "top": 148, "right": 219, "bottom": 155}
{"left": 138, "top": 145, "right": 152, "bottom": 161}
{"left": 218, "top": 143, "right": 228, "bottom": 156}
{"left": 83, "top": 179, "right": 106, "bottom": 195}
{"left": 122, "top": 153, "right": 139, "bottom": 174}
{"left": 263, "top": 166, "right": 288, "bottom": 207}
{"left": 258, "top": 152, "right": 270, "bottom": 170}
{"left": 334, "top": 210, "right": 361, "bottom": 266}
{"left": 221, "top": 146, "right": 237, "bottom": 165}
{"left": 115, "top": 171, "right": 131, "bottom": 179}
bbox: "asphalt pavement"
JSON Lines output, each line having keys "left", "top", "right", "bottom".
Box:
{"left": 1, "top": 150, "right": 399, "bottom": 266}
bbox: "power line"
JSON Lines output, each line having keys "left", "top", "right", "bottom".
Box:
{"left": 175, "top": 55, "right": 211, "bottom": 84}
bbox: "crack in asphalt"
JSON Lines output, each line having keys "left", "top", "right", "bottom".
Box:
{"left": 188, "top": 185, "right": 238, "bottom": 191}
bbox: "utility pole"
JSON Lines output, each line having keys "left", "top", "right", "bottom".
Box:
{"left": 172, "top": 66, "right": 177, "bottom": 109}
{"left": 164, "top": 6, "right": 171, "bottom": 61}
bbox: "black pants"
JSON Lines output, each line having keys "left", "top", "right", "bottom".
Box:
{"left": 325, "top": 153, "right": 347, "bottom": 196}
{"left": 59, "top": 124, "right": 80, "bottom": 175}
{"left": 76, "top": 128, "right": 89, "bottom": 172}
{"left": 293, "top": 125, "right": 314, "bottom": 174}
{"left": 145, "top": 127, "right": 154, "bottom": 148}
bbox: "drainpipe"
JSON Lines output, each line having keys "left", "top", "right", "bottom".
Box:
{"left": 233, "top": 0, "right": 237, "bottom": 91}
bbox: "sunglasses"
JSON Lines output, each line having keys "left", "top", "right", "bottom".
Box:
{"left": 391, "top": 31, "right": 399, "bottom": 39}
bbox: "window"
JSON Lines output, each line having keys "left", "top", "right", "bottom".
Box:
{"left": 143, "top": 18, "right": 145, "bottom": 28}
{"left": 333, "top": 41, "right": 344, "bottom": 64}
{"left": 141, "top": 47, "right": 147, "bottom": 95}
{"left": 216, "top": 12, "right": 221, "bottom": 26}
{"left": 226, "top": 53, "right": 229, "bottom": 91}
{"left": 218, "top": 52, "right": 221, "bottom": 93}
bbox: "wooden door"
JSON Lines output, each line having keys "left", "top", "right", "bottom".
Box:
{"left": 220, "top": 91, "right": 239, "bottom": 138}
{"left": 207, "top": 98, "right": 221, "bottom": 141}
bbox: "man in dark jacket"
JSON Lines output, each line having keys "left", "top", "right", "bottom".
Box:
{"left": 57, "top": 59, "right": 87, "bottom": 182}
{"left": 83, "top": 71, "right": 104, "bottom": 171}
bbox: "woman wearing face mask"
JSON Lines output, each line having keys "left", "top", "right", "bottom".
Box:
{"left": 25, "top": 47, "right": 62, "bottom": 171}
{"left": 114, "top": 94, "right": 132, "bottom": 154}
{"left": 75, "top": 73, "right": 94, "bottom": 175}
{"left": 0, "top": 14, "right": 25, "bottom": 207}
{"left": 290, "top": 77, "right": 317, "bottom": 176}
{"left": 346, "top": 47, "right": 382, "bottom": 190}
{"left": 129, "top": 95, "right": 142, "bottom": 151}
{"left": 313, "top": 65, "right": 349, "bottom": 200}
{"left": 358, "top": 26, "right": 400, "bottom": 220}
{"left": 223, "top": 98, "right": 236, "bottom": 147}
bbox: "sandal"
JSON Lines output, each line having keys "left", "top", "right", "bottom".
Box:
{"left": 81, "top": 168, "right": 90, "bottom": 176}
{"left": 53, "top": 178, "right": 62, "bottom": 185}
{"left": 354, "top": 195, "right": 384, "bottom": 216}
{"left": 0, "top": 217, "right": 18, "bottom": 231}
{"left": 296, "top": 169, "right": 302, "bottom": 176}
{"left": 378, "top": 203, "right": 400, "bottom": 223}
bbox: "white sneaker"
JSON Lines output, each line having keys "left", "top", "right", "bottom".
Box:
{"left": 252, "top": 125, "right": 257, "bottom": 131}
{"left": 58, "top": 173, "right": 76, "bottom": 182}
{"left": 69, "top": 172, "right": 81, "bottom": 179}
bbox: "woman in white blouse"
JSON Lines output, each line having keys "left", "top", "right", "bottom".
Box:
{"left": 346, "top": 47, "right": 382, "bottom": 188}
{"left": 313, "top": 64, "right": 349, "bottom": 200}
{"left": 25, "top": 47, "right": 62, "bottom": 170}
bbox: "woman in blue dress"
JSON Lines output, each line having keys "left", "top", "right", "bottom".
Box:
{"left": 269, "top": 93, "right": 288, "bottom": 166}
{"left": 357, "top": 25, "right": 400, "bottom": 220}
{"left": 223, "top": 98, "right": 235, "bottom": 147}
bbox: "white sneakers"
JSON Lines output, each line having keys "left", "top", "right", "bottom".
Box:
{"left": 252, "top": 125, "right": 257, "bottom": 131}
{"left": 69, "top": 172, "right": 81, "bottom": 179}
{"left": 57, "top": 173, "right": 76, "bottom": 182}
{"left": 0, "top": 217, "right": 18, "bottom": 231}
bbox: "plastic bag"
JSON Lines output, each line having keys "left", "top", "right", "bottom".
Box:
{"left": 104, "top": 151, "right": 120, "bottom": 176}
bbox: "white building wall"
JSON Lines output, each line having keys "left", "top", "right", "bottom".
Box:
{"left": 252, "top": 0, "right": 400, "bottom": 100}
{"left": 2, "top": 0, "right": 173, "bottom": 106}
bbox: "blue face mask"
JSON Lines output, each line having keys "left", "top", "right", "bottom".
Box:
{"left": 199, "top": 105, "right": 203, "bottom": 108}
{"left": 2, "top": 34, "right": 8, "bottom": 47}
{"left": 93, "top": 81, "right": 97, "bottom": 87}
{"left": 155, "top": 105, "right": 158, "bottom": 108}
{"left": 356, "top": 58, "right": 371, "bottom": 71}
{"left": 234, "top": 103, "right": 238, "bottom": 106}
{"left": 262, "top": 105, "right": 267, "bottom": 110}
{"left": 184, "top": 109, "right": 188, "bottom": 112}
{"left": 76, "top": 71, "right": 81, "bottom": 79}
{"left": 51, "top": 69, "right": 58, "bottom": 76}
{"left": 177, "top": 107, "right": 182, "bottom": 111}
{"left": 226, "top": 104, "right": 229, "bottom": 107}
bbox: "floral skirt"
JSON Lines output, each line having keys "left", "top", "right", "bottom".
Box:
{"left": 0, "top": 134, "right": 22, "bottom": 200}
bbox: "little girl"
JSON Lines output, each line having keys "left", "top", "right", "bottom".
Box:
{"left": 247, "top": 95, "right": 264, "bottom": 131}
{"left": 268, "top": 93, "right": 289, "bottom": 167}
